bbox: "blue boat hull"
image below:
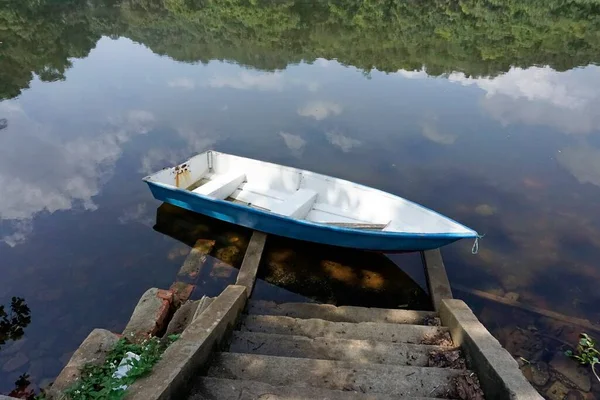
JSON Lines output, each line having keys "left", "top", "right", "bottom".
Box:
{"left": 145, "top": 181, "right": 469, "bottom": 252}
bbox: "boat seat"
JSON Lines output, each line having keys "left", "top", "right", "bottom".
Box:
{"left": 192, "top": 172, "right": 246, "bottom": 200}
{"left": 229, "top": 189, "right": 282, "bottom": 210}
{"left": 270, "top": 189, "right": 318, "bottom": 218}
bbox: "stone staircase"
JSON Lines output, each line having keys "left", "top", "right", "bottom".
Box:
{"left": 189, "top": 300, "right": 481, "bottom": 399}
{"left": 51, "top": 242, "right": 540, "bottom": 400}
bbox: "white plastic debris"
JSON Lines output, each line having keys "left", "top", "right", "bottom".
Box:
{"left": 112, "top": 351, "right": 141, "bottom": 390}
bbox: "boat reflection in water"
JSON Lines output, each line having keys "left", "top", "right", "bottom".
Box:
{"left": 154, "top": 203, "right": 431, "bottom": 310}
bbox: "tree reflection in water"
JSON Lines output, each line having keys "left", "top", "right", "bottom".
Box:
{"left": 1, "top": 297, "right": 32, "bottom": 398}
{"left": 0, "top": 297, "right": 31, "bottom": 348}
{"left": 7, "top": 373, "right": 35, "bottom": 400}
{"left": 2, "top": 0, "right": 600, "bottom": 100}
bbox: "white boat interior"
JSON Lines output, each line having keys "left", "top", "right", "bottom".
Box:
{"left": 145, "top": 151, "right": 475, "bottom": 235}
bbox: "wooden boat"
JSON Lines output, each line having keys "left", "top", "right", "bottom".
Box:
{"left": 143, "top": 150, "right": 478, "bottom": 251}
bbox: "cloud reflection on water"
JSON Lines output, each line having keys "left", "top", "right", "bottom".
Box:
{"left": 279, "top": 131, "right": 306, "bottom": 156}
{"left": 420, "top": 117, "right": 457, "bottom": 145}
{"left": 399, "top": 65, "right": 600, "bottom": 135}
{"left": 557, "top": 146, "right": 600, "bottom": 188}
{"left": 325, "top": 131, "right": 361, "bottom": 152}
{"left": 167, "top": 77, "right": 196, "bottom": 90}
{"left": 398, "top": 64, "right": 600, "bottom": 187}
{"left": 3, "top": 40, "right": 600, "bottom": 249}
{"left": 0, "top": 104, "right": 155, "bottom": 245}
{"left": 452, "top": 67, "right": 600, "bottom": 135}
{"left": 297, "top": 100, "right": 343, "bottom": 120}
{"left": 209, "top": 71, "right": 285, "bottom": 91}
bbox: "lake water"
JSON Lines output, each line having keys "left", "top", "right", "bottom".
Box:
{"left": 1, "top": 0, "right": 600, "bottom": 396}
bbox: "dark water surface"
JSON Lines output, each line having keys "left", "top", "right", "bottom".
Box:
{"left": 2, "top": 0, "right": 600, "bottom": 396}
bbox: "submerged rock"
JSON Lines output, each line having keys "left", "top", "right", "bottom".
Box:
{"left": 178, "top": 239, "right": 216, "bottom": 278}
{"left": 210, "top": 261, "right": 236, "bottom": 278}
{"left": 167, "top": 245, "right": 189, "bottom": 260}
{"left": 522, "top": 362, "right": 550, "bottom": 387}
{"left": 498, "top": 327, "right": 543, "bottom": 360}
{"left": 566, "top": 390, "right": 585, "bottom": 400}
{"left": 504, "top": 292, "right": 520, "bottom": 302}
{"left": 215, "top": 245, "right": 242, "bottom": 265}
{"left": 547, "top": 381, "right": 570, "bottom": 400}
{"left": 550, "top": 352, "right": 591, "bottom": 392}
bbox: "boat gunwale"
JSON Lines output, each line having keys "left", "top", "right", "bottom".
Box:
{"left": 143, "top": 180, "right": 477, "bottom": 241}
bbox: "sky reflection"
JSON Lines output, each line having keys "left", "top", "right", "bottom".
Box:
{"left": 1, "top": 36, "right": 600, "bottom": 393}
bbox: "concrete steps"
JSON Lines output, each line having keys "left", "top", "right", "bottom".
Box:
{"left": 207, "top": 352, "right": 466, "bottom": 397}
{"left": 191, "top": 377, "right": 442, "bottom": 400}
{"left": 248, "top": 300, "right": 440, "bottom": 325}
{"left": 187, "top": 301, "right": 470, "bottom": 399}
{"left": 229, "top": 331, "right": 457, "bottom": 366}
{"left": 241, "top": 314, "right": 452, "bottom": 344}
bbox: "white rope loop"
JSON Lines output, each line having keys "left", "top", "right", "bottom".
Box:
{"left": 472, "top": 234, "right": 484, "bottom": 255}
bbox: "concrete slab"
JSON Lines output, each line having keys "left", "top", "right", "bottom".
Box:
{"left": 165, "top": 300, "right": 199, "bottom": 336}
{"left": 421, "top": 249, "right": 453, "bottom": 312}
{"left": 207, "top": 352, "right": 466, "bottom": 397}
{"left": 235, "top": 231, "right": 267, "bottom": 295}
{"left": 47, "top": 329, "right": 120, "bottom": 399}
{"left": 241, "top": 315, "right": 452, "bottom": 345}
{"left": 229, "top": 331, "right": 454, "bottom": 366}
{"left": 248, "top": 300, "right": 438, "bottom": 325}
{"left": 0, "top": 396, "right": 19, "bottom": 400}
{"left": 125, "top": 285, "right": 247, "bottom": 400}
{"left": 192, "top": 295, "right": 214, "bottom": 321}
{"left": 190, "top": 377, "right": 432, "bottom": 400}
{"left": 440, "top": 299, "right": 543, "bottom": 400}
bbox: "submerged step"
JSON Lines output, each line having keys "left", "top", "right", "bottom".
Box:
{"left": 189, "top": 377, "right": 440, "bottom": 399}
{"left": 207, "top": 352, "right": 466, "bottom": 397}
{"left": 230, "top": 331, "right": 458, "bottom": 366}
{"left": 247, "top": 300, "right": 439, "bottom": 325}
{"left": 241, "top": 315, "right": 452, "bottom": 345}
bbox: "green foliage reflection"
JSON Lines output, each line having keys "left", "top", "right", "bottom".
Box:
{"left": 1, "top": 0, "right": 600, "bottom": 100}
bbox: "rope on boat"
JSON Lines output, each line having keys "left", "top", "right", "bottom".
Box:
{"left": 471, "top": 234, "right": 484, "bottom": 254}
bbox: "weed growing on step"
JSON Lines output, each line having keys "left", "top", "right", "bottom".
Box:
{"left": 566, "top": 333, "right": 600, "bottom": 383}
{"left": 38, "top": 334, "right": 180, "bottom": 400}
